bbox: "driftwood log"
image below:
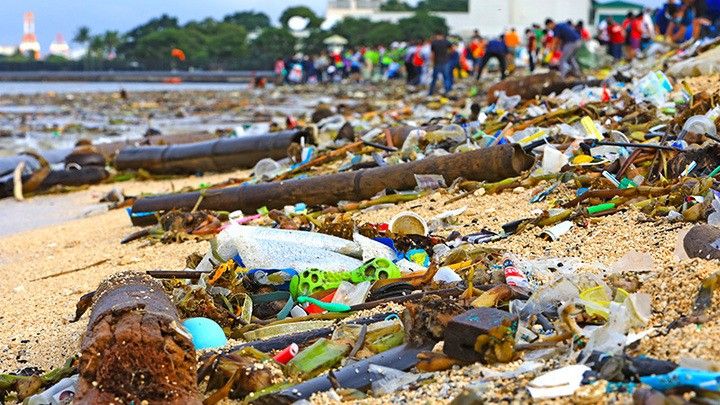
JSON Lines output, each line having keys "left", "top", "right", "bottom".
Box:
{"left": 0, "top": 167, "right": 108, "bottom": 199}
{"left": 132, "top": 144, "right": 535, "bottom": 214}
{"left": 75, "top": 272, "right": 201, "bottom": 404}
{"left": 114, "top": 129, "right": 310, "bottom": 174}
{"left": 486, "top": 72, "right": 600, "bottom": 103}
{"left": 0, "top": 131, "right": 221, "bottom": 177}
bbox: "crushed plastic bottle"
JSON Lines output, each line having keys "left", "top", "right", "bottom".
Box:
{"left": 253, "top": 158, "right": 284, "bottom": 181}
{"left": 425, "top": 124, "right": 466, "bottom": 144}
{"left": 494, "top": 91, "right": 522, "bottom": 111}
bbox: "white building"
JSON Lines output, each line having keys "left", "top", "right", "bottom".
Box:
{"left": 0, "top": 45, "right": 18, "bottom": 56}
{"left": 325, "top": 0, "right": 593, "bottom": 38}
{"left": 49, "top": 33, "right": 70, "bottom": 58}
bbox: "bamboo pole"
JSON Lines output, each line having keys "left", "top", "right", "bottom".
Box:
{"left": 132, "top": 144, "right": 535, "bottom": 214}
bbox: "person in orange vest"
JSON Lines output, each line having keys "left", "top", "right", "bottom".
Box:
{"left": 504, "top": 28, "right": 521, "bottom": 72}
{"left": 468, "top": 32, "right": 483, "bottom": 66}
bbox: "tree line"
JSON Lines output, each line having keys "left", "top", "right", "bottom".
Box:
{"left": 0, "top": 7, "right": 449, "bottom": 71}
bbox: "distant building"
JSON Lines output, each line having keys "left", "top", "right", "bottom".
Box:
{"left": 325, "top": 0, "right": 593, "bottom": 38}
{"left": 49, "top": 33, "right": 70, "bottom": 58}
{"left": 0, "top": 45, "right": 18, "bottom": 56}
{"left": 592, "top": 1, "right": 644, "bottom": 26}
{"left": 19, "top": 12, "right": 41, "bottom": 59}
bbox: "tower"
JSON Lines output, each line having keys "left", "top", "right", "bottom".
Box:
{"left": 49, "top": 33, "right": 70, "bottom": 58}
{"left": 19, "top": 12, "right": 41, "bottom": 60}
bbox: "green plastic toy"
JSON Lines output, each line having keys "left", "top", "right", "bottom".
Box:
{"left": 289, "top": 258, "right": 401, "bottom": 297}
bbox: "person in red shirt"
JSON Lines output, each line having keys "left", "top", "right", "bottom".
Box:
{"left": 576, "top": 20, "right": 592, "bottom": 40}
{"left": 607, "top": 17, "right": 625, "bottom": 60}
{"left": 623, "top": 12, "right": 643, "bottom": 59}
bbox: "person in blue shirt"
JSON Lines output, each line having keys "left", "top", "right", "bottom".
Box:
{"left": 666, "top": 2, "right": 695, "bottom": 43}
{"left": 545, "top": 18, "right": 582, "bottom": 78}
{"left": 428, "top": 32, "right": 454, "bottom": 96}
{"left": 692, "top": 0, "right": 720, "bottom": 38}
{"left": 655, "top": 1, "right": 678, "bottom": 35}
{"left": 475, "top": 35, "right": 509, "bottom": 80}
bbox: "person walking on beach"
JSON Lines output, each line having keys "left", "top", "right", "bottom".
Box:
{"left": 428, "top": 32, "right": 453, "bottom": 96}
{"left": 525, "top": 28, "right": 537, "bottom": 73}
{"left": 545, "top": 18, "right": 582, "bottom": 78}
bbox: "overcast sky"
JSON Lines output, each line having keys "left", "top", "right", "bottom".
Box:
{"left": 1, "top": 0, "right": 664, "bottom": 51}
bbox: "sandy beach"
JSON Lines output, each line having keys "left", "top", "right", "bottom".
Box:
{"left": 2, "top": 168, "right": 719, "bottom": 396}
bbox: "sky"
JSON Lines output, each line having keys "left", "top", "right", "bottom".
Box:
{"left": 1, "top": 0, "right": 664, "bottom": 51}
{"left": 0, "top": 0, "right": 327, "bottom": 50}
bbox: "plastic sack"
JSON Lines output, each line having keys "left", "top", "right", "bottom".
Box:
{"left": 667, "top": 45, "right": 720, "bottom": 78}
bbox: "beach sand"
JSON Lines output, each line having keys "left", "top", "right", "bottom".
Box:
{"left": 0, "top": 169, "right": 250, "bottom": 372}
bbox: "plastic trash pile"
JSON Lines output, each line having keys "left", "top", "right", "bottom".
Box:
{"left": 12, "top": 38, "right": 720, "bottom": 405}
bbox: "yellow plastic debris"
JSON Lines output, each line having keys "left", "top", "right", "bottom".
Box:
{"left": 572, "top": 155, "right": 594, "bottom": 165}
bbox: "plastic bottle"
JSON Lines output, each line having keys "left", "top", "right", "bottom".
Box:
{"left": 26, "top": 375, "right": 78, "bottom": 405}
{"left": 253, "top": 158, "right": 283, "bottom": 181}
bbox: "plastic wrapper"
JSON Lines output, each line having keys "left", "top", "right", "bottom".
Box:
{"left": 195, "top": 224, "right": 366, "bottom": 272}
{"left": 541, "top": 146, "right": 569, "bottom": 174}
{"left": 286, "top": 338, "right": 350, "bottom": 378}
{"left": 369, "top": 365, "right": 425, "bottom": 395}
{"left": 527, "top": 365, "right": 590, "bottom": 399}
{"left": 632, "top": 71, "right": 673, "bottom": 106}
{"left": 667, "top": 45, "right": 720, "bottom": 78}
{"left": 332, "top": 281, "right": 371, "bottom": 306}
{"left": 494, "top": 91, "right": 522, "bottom": 111}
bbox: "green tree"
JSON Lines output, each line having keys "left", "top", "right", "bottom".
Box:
{"left": 206, "top": 23, "right": 248, "bottom": 69}
{"left": 330, "top": 18, "right": 406, "bottom": 47}
{"left": 88, "top": 36, "right": 105, "bottom": 58}
{"left": 279, "top": 6, "right": 323, "bottom": 29}
{"left": 416, "top": 0, "right": 469, "bottom": 12}
{"left": 379, "top": 0, "right": 413, "bottom": 11}
{"left": 124, "top": 14, "right": 179, "bottom": 43}
{"left": 184, "top": 17, "right": 220, "bottom": 35}
{"left": 330, "top": 17, "right": 374, "bottom": 46}
{"left": 249, "top": 27, "right": 297, "bottom": 69}
{"left": 129, "top": 28, "right": 205, "bottom": 69}
{"left": 102, "top": 31, "right": 122, "bottom": 55}
{"left": 366, "top": 22, "right": 403, "bottom": 46}
{"left": 223, "top": 11, "right": 270, "bottom": 31}
{"left": 398, "top": 12, "right": 448, "bottom": 41}
{"left": 302, "top": 28, "right": 330, "bottom": 55}
{"left": 73, "top": 26, "right": 91, "bottom": 46}
{"left": 45, "top": 54, "right": 69, "bottom": 63}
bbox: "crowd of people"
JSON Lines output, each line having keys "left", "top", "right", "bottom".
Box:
{"left": 273, "top": 0, "right": 720, "bottom": 95}
{"left": 274, "top": 18, "right": 589, "bottom": 96}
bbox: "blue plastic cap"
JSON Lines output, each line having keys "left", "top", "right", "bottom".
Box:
{"left": 182, "top": 317, "right": 228, "bottom": 350}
